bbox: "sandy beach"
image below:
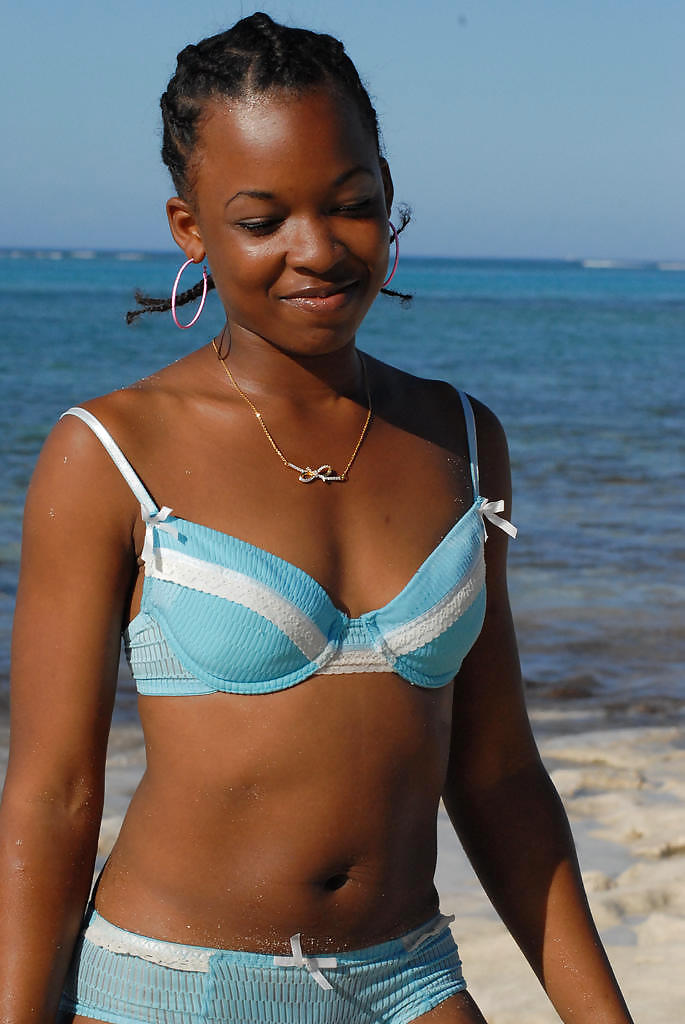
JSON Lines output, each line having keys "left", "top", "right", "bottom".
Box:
{"left": 1, "top": 696, "right": 683, "bottom": 1022}
{"left": 437, "top": 702, "right": 685, "bottom": 1022}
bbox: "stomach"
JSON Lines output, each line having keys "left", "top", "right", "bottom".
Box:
{"left": 95, "top": 672, "right": 454, "bottom": 953}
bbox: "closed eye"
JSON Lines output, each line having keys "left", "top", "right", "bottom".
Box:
{"left": 334, "top": 198, "right": 374, "bottom": 215}
{"left": 237, "top": 218, "right": 282, "bottom": 235}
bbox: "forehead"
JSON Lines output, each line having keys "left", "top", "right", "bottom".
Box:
{"left": 193, "top": 88, "right": 379, "bottom": 196}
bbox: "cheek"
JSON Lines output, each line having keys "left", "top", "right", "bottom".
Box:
{"left": 210, "top": 253, "right": 295, "bottom": 336}
{"left": 208, "top": 239, "right": 278, "bottom": 306}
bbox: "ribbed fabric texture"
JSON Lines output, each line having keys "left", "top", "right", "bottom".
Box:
{"left": 61, "top": 934, "right": 206, "bottom": 1023}
{"left": 61, "top": 913, "right": 466, "bottom": 1024}
{"left": 124, "top": 502, "right": 487, "bottom": 695}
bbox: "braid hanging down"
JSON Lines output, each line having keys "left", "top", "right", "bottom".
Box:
{"left": 126, "top": 277, "right": 216, "bottom": 325}
{"left": 127, "top": 12, "right": 412, "bottom": 323}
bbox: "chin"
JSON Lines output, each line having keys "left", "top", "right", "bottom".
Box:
{"left": 230, "top": 306, "right": 372, "bottom": 358}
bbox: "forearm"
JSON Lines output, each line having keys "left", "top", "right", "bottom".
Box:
{"left": 0, "top": 792, "right": 101, "bottom": 1024}
{"left": 445, "top": 759, "right": 633, "bottom": 1023}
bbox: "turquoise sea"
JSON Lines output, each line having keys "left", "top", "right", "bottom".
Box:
{"left": 1, "top": 250, "right": 683, "bottom": 720}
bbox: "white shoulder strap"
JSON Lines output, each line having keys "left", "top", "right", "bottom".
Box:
{"left": 457, "top": 391, "right": 479, "bottom": 496}
{"left": 60, "top": 407, "right": 158, "bottom": 516}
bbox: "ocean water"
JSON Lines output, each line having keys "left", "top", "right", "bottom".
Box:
{"left": 1, "top": 250, "right": 683, "bottom": 720}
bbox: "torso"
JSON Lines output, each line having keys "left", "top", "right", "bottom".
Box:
{"left": 84, "top": 344, "right": 477, "bottom": 953}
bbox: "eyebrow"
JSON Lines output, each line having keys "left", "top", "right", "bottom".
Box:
{"left": 224, "top": 190, "right": 274, "bottom": 209}
{"left": 224, "top": 166, "right": 376, "bottom": 209}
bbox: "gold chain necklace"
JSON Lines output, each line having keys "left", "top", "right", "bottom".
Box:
{"left": 211, "top": 338, "right": 372, "bottom": 484}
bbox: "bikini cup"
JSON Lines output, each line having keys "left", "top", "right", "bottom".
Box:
{"left": 60, "top": 394, "right": 514, "bottom": 695}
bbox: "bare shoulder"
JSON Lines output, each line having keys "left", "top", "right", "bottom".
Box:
{"left": 22, "top": 417, "right": 138, "bottom": 597}
{"left": 30, "top": 390, "right": 148, "bottom": 543}
{"left": 364, "top": 352, "right": 458, "bottom": 409}
{"left": 28, "top": 375, "right": 171, "bottom": 550}
{"left": 16, "top": 348, "right": 207, "bottom": 628}
{"left": 364, "top": 353, "right": 511, "bottom": 485}
{"left": 363, "top": 353, "right": 469, "bottom": 450}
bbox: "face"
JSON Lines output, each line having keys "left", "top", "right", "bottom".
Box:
{"left": 167, "top": 87, "right": 394, "bottom": 355}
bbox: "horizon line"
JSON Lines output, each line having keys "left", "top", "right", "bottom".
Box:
{"left": 1, "top": 246, "right": 684, "bottom": 267}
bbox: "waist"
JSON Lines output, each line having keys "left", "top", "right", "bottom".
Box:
{"left": 97, "top": 816, "right": 441, "bottom": 952}
{"left": 82, "top": 906, "right": 456, "bottom": 967}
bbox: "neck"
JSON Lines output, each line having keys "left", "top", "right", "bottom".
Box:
{"left": 212, "top": 322, "right": 366, "bottom": 406}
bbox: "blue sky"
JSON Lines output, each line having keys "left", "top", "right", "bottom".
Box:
{"left": 2, "top": 1, "right": 683, "bottom": 259}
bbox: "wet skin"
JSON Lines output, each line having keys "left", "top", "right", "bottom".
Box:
{"left": 76, "top": 90, "right": 479, "bottom": 954}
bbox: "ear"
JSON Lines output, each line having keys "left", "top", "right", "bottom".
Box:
{"left": 166, "top": 197, "right": 206, "bottom": 262}
{"left": 380, "top": 159, "right": 394, "bottom": 217}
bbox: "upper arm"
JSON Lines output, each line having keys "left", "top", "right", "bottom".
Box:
{"left": 6, "top": 413, "right": 139, "bottom": 805}
{"left": 444, "top": 398, "right": 540, "bottom": 802}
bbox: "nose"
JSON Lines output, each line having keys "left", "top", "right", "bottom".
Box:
{"left": 284, "top": 216, "right": 345, "bottom": 275}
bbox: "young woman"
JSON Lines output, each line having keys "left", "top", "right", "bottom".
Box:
{"left": 0, "top": 13, "right": 633, "bottom": 1024}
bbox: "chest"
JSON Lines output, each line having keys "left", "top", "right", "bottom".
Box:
{"left": 132, "top": 412, "right": 474, "bottom": 619}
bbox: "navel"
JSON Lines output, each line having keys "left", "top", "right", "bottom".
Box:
{"left": 323, "top": 872, "right": 349, "bottom": 892}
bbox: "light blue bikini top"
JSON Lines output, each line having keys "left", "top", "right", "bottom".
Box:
{"left": 61, "top": 395, "right": 515, "bottom": 696}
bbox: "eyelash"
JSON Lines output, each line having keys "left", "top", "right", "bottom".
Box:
{"left": 237, "top": 200, "right": 373, "bottom": 235}
{"left": 336, "top": 199, "right": 373, "bottom": 214}
{"left": 238, "top": 219, "right": 281, "bottom": 235}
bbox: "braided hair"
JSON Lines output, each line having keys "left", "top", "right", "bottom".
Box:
{"left": 127, "top": 12, "right": 411, "bottom": 323}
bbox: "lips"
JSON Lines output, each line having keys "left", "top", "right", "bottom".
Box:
{"left": 279, "top": 280, "right": 360, "bottom": 312}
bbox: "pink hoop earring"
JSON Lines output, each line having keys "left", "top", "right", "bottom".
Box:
{"left": 171, "top": 258, "right": 208, "bottom": 329}
{"left": 382, "top": 221, "right": 399, "bottom": 288}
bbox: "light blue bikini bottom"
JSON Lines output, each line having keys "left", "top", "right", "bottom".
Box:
{"left": 60, "top": 907, "right": 466, "bottom": 1024}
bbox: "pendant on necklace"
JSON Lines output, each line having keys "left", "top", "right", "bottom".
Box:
{"left": 293, "top": 464, "right": 344, "bottom": 484}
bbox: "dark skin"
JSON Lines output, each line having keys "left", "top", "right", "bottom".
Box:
{"left": 0, "top": 88, "right": 632, "bottom": 1024}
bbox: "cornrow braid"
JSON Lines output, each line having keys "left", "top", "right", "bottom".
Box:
{"left": 127, "top": 12, "right": 412, "bottom": 322}
{"left": 160, "top": 12, "right": 382, "bottom": 200}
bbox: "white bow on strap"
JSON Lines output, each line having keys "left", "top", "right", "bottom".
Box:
{"left": 478, "top": 499, "right": 517, "bottom": 540}
{"left": 141, "top": 505, "right": 179, "bottom": 538}
{"left": 140, "top": 506, "right": 179, "bottom": 571}
{"left": 273, "top": 932, "right": 338, "bottom": 991}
